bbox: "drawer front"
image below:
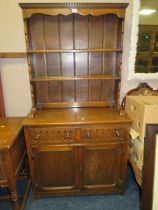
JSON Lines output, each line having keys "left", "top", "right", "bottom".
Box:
{"left": 81, "top": 127, "right": 125, "bottom": 143}
{"left": 29, "top": 127, "right": 76, "bottom": 145}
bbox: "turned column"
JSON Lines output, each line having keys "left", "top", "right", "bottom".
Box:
{"left": 4, "top": 152, "right": 20, "bottom": 210}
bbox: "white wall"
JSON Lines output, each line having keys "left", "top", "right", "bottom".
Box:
{"left": 0, "top": 0, "right": 30, "bottom": 116}
{"left": 0, "top": 58, "right": 31, "bottom": 116}
{"left": 0, "top": 0, "right": 157, "bottom": 116}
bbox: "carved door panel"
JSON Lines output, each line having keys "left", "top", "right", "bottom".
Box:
{"left": 81, "top": 143, "right": 125, "bottom": 192}
{"left": 29, "top": 127, "right": 76, "bottom": 145}
{"left": 32, "top": 145, "right": 79, "bottom": 193}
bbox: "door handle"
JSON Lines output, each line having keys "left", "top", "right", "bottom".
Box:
{"left": 114, "top": 129, "right": 121, "bottom": 138}
{"left": 84, "top": 130, "right": 91, "bottom": 139}
{"left": 64, "top": 131, "right": 72, "bottom": 140}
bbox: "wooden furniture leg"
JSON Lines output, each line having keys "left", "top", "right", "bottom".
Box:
{"left": 4, "top": 152, "right": 20, "bottom": 210}
{"left": 0, "top": 118, "right": 31, "bottom": 210}
{"left": 10, "top": 190, "right": 20, "bottom": 210}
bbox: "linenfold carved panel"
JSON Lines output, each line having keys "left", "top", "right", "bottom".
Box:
{"left": 29, "top": 126, "right": 125, "bottom": 145}
{"left": 81, "top": 127, "right": 125, "bottom": 142}
{"left": 30, "top": 127, "right": 75, "bottom": 145}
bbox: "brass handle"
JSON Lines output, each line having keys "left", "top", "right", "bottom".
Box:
{"left": 84, "top": 131, "right": 91, "bottom": 139}
{"left": 114, "top": 129, "right": 120, "bottom": 137}
{"left": 65, "top": 131, "right": 71, "bottom": 139}
{"left": 35, "top": 134, "right": 40, "bottom": 140}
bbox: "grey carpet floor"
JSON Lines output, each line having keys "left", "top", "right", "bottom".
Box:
{"left": 0, "top": 167, "right": 140, "bottom": 210}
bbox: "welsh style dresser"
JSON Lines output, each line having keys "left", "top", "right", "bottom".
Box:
{"left": 20, "top": 3, "right": 131, "bottom": 198}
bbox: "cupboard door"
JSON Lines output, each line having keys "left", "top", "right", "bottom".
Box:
{"left": 81, "top": 144, "right": 125, "bottom": 192}
{"left": 32, "top": 146, "right": 78, "bottom": 194}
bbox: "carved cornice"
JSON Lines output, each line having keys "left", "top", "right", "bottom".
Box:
{"left": 20, "top": 3, "right": 128, "bottom": 19}
{"left": 19, "top": 3, "right": 129, "bottom": 9}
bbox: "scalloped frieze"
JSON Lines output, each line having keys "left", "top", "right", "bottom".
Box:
{"left": 21, "top": 3, "right": 127, "bottom": 19}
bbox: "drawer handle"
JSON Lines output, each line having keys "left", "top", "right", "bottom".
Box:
{"left": 114, "top": 129, "right": 121, "bottom": 138}
{"left": 65, "top": 131, "right": 71, "bottom": 139}
{"left": 35, "top": 134, "right": 40, "bottom": 140}
{"left": 85, "top": 131, "right": 91, "bottom": 139}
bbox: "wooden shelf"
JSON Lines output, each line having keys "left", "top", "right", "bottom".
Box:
{"left": 27, "top": 48, "right": 122, "bottom": 53}
{"left": 30, "top": 75, "right": 120, "bottom": 82}
{"left": 23, "top": 5, "right": 124, "bottom": 109}
{"left": 37, "top": 101, "right": 115, "bottom": 109}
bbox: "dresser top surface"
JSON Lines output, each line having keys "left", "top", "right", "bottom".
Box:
{"left": 23, "top": 108, "right": 131, "bottom": 126}
{"left": 0, "top": 118, "right": 23, "bottom": 149}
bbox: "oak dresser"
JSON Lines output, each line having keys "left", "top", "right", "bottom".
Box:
{"left": 20, "top": 3, "right": 132, "bottom": 198}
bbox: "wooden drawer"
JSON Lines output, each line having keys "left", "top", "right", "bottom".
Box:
{"left": 29, "top": 126, "right": 126, "bottom": 145}
{"left": 29, "top": 127, "right": 76, "bottom": 145}
{"left": 81, "top": 126, "right": 125, "bottom": 143}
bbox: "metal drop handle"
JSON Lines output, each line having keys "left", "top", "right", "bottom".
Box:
{"left": 65, "top": 131, "right": 71, "bottom": 139}
{"left": 114, "top": 129, "right": 120, "bottom": 137}
{"left": 35, "top": 133, "right": 40, "bottom": 140}
{"left": 84, "top": 130, "right": 91, "bottom": 139}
